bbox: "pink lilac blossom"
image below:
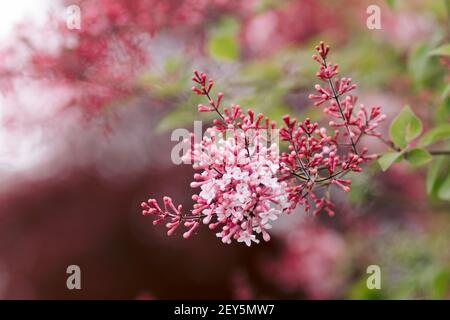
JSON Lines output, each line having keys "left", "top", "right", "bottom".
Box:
{"left": 142, "top": 72, "right": 289, "bottom": 246}
{"left": 142, "top": 42, "right": 387, "bottom": 245}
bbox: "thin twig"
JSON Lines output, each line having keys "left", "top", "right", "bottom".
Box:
{"left": 429, "top": 150, "right": 450, "bottom": 156}
{"left": 323, "top": 57, "right": 358, "bottom": 154}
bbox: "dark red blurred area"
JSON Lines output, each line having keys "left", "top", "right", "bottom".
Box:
{"left": 0, "top": 159, "right": 280, "bottom": 299}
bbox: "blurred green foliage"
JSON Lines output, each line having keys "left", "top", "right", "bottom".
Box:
{"left": 390, "top": 105, "right": 422, "bottom": 149}
{"left": 207, "top": 17, "right": 240, "bottom": 61}
{"left": 349, "top": 218, "right": 450, "bottom": 299}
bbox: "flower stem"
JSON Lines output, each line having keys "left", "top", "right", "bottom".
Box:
{"left": 323, "top": 58, "right": 358, "bottom": 155}
{"left": 429, "top": 150, "right": 450, "bottom": 156}
{"left": 204, "top": 91, "right": 226, "bottom": 122}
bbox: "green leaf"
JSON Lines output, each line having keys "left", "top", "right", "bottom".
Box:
{"left": 408, "top": 43, "right": 431, "bottom": 87}
{"left": 389, "top": 105, "right": 422, "bottom": 149}
{"left": 207, "top": 33, "right": 239, "bottom": 61}
{"left": 155, "top": 95, "right": 205, "bottom": 132}
{"left": 427, "top": 158, "right": 442, "bottom": 195}
{"left": 164, "top": 55, "right": 183, "bottom": 74}
{"left": 378, "top": 151, "right": 403, "bottom": 171}
{"left": 384, "top": 0, "right": 395, "bottom": 9}
{"left": 438, "top": 174, "right": 450, "bottom": 200}
{"left": 427, "top": 157, "right": 450, "bottom": 197}
{"left": 417, "top": 124, "right": 450, "bottom": 147}
{"left": 441, "top": 84, "right": 450, "bottom": 100}
{"left": 207, "top": 17, "right": 240, "bottom": 61}
{"left": 428, "top": 44, "right": 450, "bottom": 57}
{"left": 406, "top": 148, "right": 432, "bottom": 167}
{"left": 430, "top": 268, "right": 450, "bottom": 299}
{"left": 435, "top": 98, "right": 450, "bottom": 124}
{"left": 446, "top": 0, "right": 450, "bottom": 18}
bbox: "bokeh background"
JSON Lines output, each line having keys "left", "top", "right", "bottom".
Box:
{"left": 0, "top": 0, "right": 449, "bottom": 299}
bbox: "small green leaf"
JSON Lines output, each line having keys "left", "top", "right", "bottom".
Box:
{"left": 428, "top": 43, "right": 450, "bottom": 57}
{"left": 389, "top": 105, "right": 422, "bottom": 148}
{"left": 441, "top": 84, "right": 450, "bottom": 100}
{"left": 406, "top": 148, "right": 432, "bottom": 167}
{"left": 427, "top": 157, "right": 449, "bottom": 196}
{"left": 384, "top": 0, "right": 395, "bottom": 9}
{"left": 446, "top": 0, "right": 450, "bottom": 18}
{"left": 207, "top": 17, "right": 240, "bottom": 61}
{"left": 438, "top": 175, "right": 450, "bottom": 200}
{"left": 164, "top": 55, "right": 183, "bottom": 74}
{"left": 378, "top": 151, "right": 403, "bottom": 171}
{"left": 417, "top": 124, "right": 450, "bottom": 147}
{"left": 207, "top": 33, "right": 239, "bottom": 61}
{"left": 155, "top": 95, "right": 205, "bottom": 132}
{"left": 435, "top": 98, "right": 450, "bottom": 124}
{"left": 408, "top": 43, "right": 431, "bottom": 87}
{"left": 430, "top": 268, "right": 450, "bottom": 299}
